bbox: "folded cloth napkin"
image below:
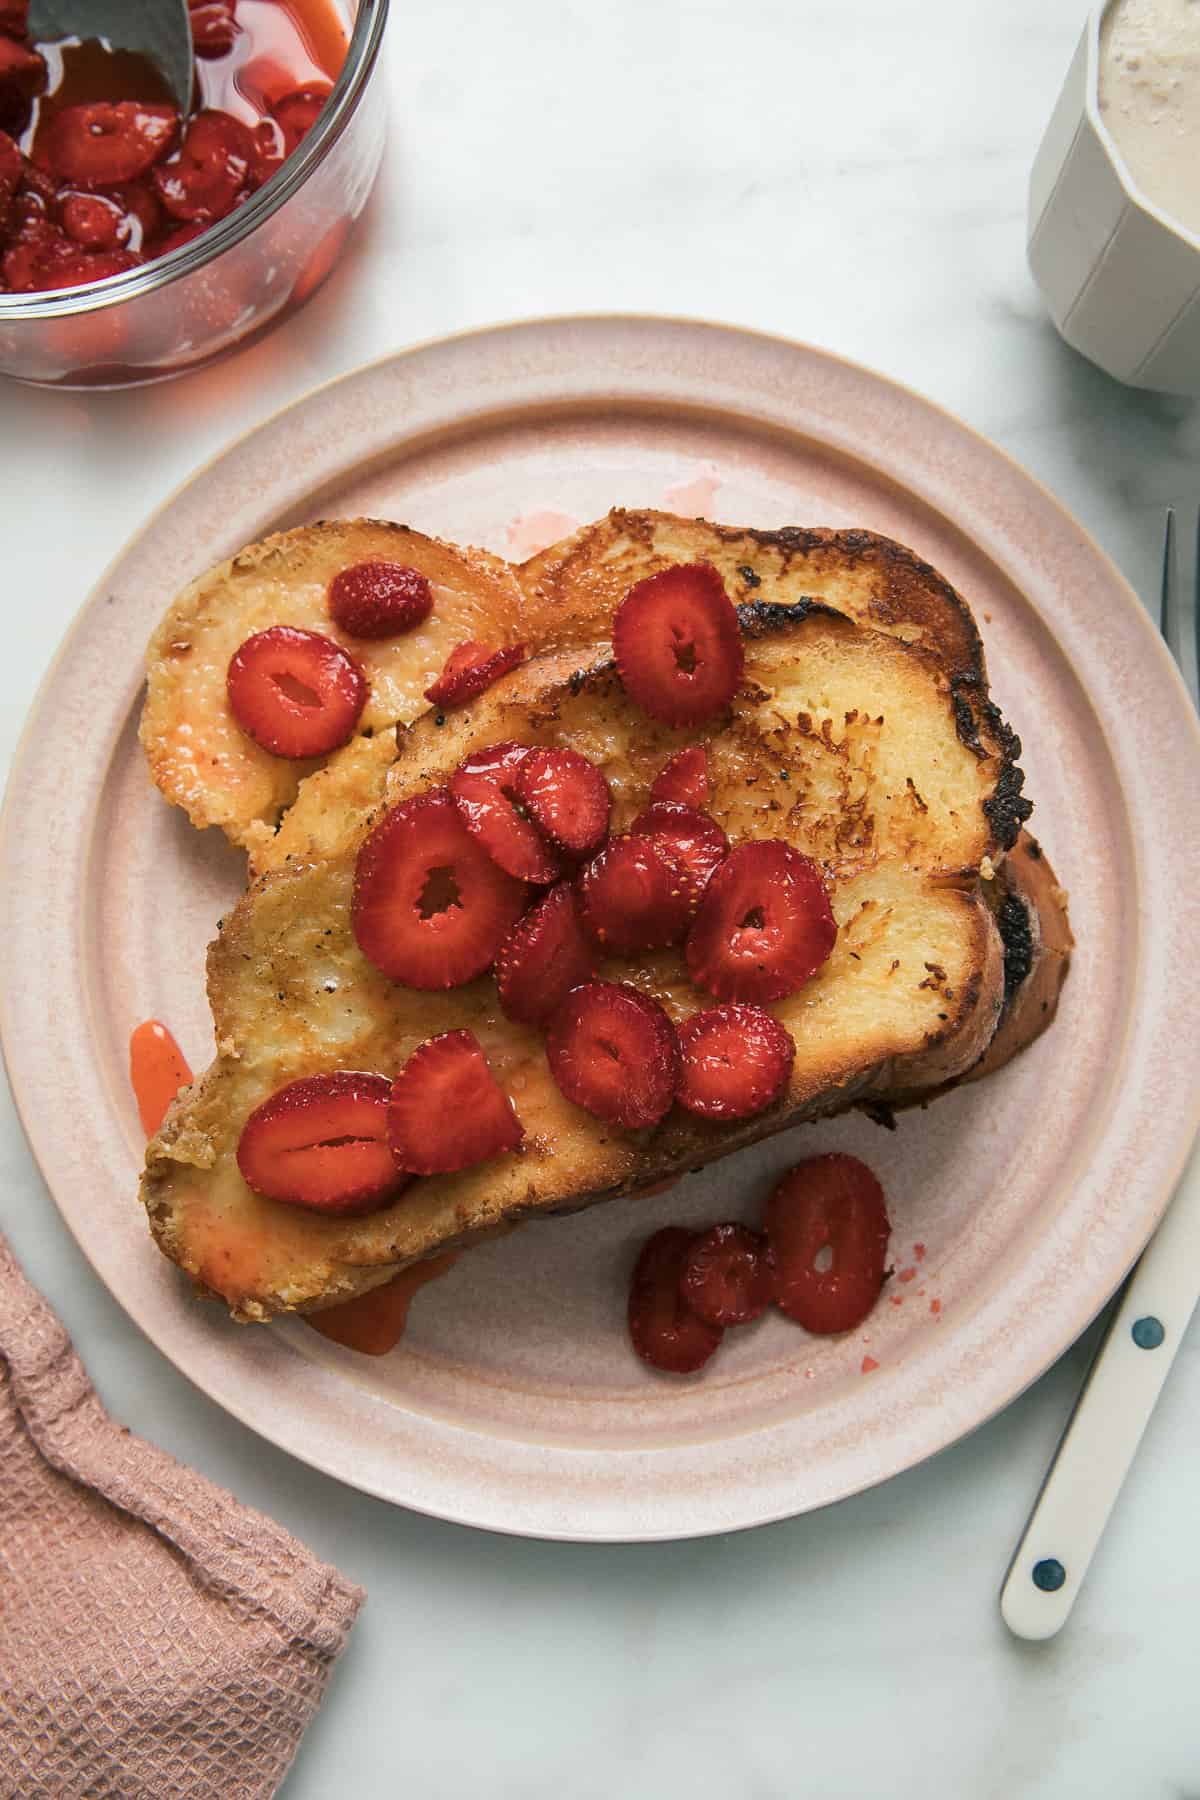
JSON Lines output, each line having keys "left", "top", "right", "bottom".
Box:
{"left": 0, "top": 1234, "right": 364, "bottom": 1800}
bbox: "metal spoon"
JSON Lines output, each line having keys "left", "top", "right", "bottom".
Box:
{"left": 26, "top": 0, "right": 194, "bottom": 112}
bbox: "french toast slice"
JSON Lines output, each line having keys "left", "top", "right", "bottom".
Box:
{"left": 140, "top": 519, "right": 524, "bottom": 859}
{"left": 518, "top": 508, "right": 988, "bottom": 685}
{"left": 142, "top": 605, "right": 1025, "bottom": 1321}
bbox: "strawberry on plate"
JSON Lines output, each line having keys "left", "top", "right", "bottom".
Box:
{"left": 765, "top": 1153, "right": 891, "bottom": 1334}
{"left": 513, "top": 745, "right": 611, "bottom": 856}
{"left": 613, "top": 563, "right": 744, "bottom": 727}
{"left": 546, "top": 980, "right": 678, "bottom": 1129}
{"left": 577, "top": 834, "right": 695, "bottom": 953}
{"left": 686, "top": 841, "right": 836, "bottom": 1004}
{"left": 630, "top": 801, "right": 728, "bottom": 902}
{"left": 328, "top": 560, "right": 434, "bottom": 639}
{"left": 450, "top": 741, "right": 563, "bottom": 884}
{"left": 628, "top": 1227, "right": 723, "bottom": 1374}
{"left": 226, "top": 624, "right": 367, "bottom": 758}
{"left": 425, "top": 641, "right": 526, "bottom": 709}
{"left": 236, "top": 1071, "right": 405, "bottom": 1215}
{"left": 494, "top": 881, "right": 597, "bottom": 1027}
{"left": 675, "top": 1002, "right": 794, "bottom": 1119}
{"left": 388, "top": 1029, "right": 524, "bottom": 1174}
{"left": 352, "top": 788, "right": 528, "bottom": 989}
{"left": 681, "top": 1222, "right": 772, "bottom": 1327}
{"left": 650, "top": 744, "right": 709, "bottom": 808}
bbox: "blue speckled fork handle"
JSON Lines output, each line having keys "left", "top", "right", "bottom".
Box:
{"left": 1000, "top": 1137, "right": 1200, "bottom": 1639}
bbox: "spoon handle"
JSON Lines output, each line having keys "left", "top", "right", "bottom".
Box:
{"left": 1000, "top": 1135, "right": 1200, "bottom": 1640}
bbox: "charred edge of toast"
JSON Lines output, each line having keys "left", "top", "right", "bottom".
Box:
{"left": 610, "top": 510, "right": 989, "bottom": 687}
{"left": 950, "top": 681, "right": 1032, "bottom": 851}
{"left": 997, "top": 888, "right": 1036, "bottom": 1000}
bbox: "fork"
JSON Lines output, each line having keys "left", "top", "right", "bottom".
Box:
{"left": 999, "top": 508, "right": 1200, "bottom": 1640}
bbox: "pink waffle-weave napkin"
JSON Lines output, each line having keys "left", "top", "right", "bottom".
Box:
{"left": 0, "top": 1232, "right": 364, "bottom": 1799}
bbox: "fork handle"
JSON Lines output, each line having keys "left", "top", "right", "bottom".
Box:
{"left": 1000, "top": 1135, "right": 1200, "bottom": 1640}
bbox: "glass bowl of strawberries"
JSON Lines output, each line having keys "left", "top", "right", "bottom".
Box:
{"left": 0, "top": 0, "right": 387, "bottom": 386}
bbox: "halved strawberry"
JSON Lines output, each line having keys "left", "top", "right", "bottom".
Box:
{"left": 328, "top": 561, "right": 434, "bottom": 639}
{"left": 450, "top": 741, "right": 563, "bottom": 883}
{"left": 154, "top": 109, "right": 252, "bottom": 223}
{"left": 236, "top": 1071, "right": 406, "bottom": 1215}
{"left": 765, "top": 1154, "right": 890, "bottom": 1334}
{"left": 681, "top": 1223, "right": 771, "bottom": 1327}
{"left": 612, "top": 563, "right": 744, "bottom": 727}
{"left": 628, "top": 1228, "right": 723, "bottom": 1374}
{"left": 424, "top": 641, "right": 527, "bottom": 709}
{"left": 43, "top": 103, "right": 178, "bottom": 187}
{"left": 675, "top": 1002, "right": 794, "bottom": 1120}
{"left": 686, "top": 841, "right": 836, "bottom": 1003}
{"left": 546, "top": 980, "right": 678, "bottom": 1129}
{"left": 272, "top": 83, "right": 333, "bottom": 155}
{"left": 189, "top": 0, "right": 240, "bottom": 58}
{"left": 388, "top": 1029, "right": 524, "bottom": 1173}
{"left": 650, "top": 744, "right": 710, "bottom": 809}
{"left": 494, "top": 882, "right": 596, "bottom": 1027}
{"left": 1, "top": 216, "right": 72, "bottom": 291}
{"left": 514, "top": 746, "right": 611, "bottom": 856}
{"left": 352, "top": 788, "right": 528, "bottom": 988}
{"left": 577, "top": 834, "right": 695, "bottom": 953}
{"left": 630, "top": 801, "right": 728, "bottom": 902}
{"left": 226, "top": 625, "right": 367, "bottom": 758}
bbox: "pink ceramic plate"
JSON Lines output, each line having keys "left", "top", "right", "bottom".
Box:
{"left": 3, "top": 317, "right": 1199, "bottom": 1541}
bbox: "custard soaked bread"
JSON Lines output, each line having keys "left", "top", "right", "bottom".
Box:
{"left": 141, "top": 519, "right": 525, "bottom": 859}
{"left": 142, "top": 602, "right": 1030, "bottom": 1321}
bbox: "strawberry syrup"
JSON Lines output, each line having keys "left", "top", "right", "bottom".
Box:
{"left": 129, "top": 1019, "right": 193, "bottom": 1137}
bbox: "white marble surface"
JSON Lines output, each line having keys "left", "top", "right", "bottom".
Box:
{"left": 2, "top": 2, "right": 1199, "bottom": 1795}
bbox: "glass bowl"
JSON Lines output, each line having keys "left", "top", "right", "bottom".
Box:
{"left": 0, "top": 0, "right": 388, "bottom": 388}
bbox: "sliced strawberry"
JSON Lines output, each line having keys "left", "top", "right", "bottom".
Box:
{"left": 0, "top": 36, "right": 43, "bottom": 139}
{"left": 424, "top": 640, "right": 527, "bottom": 709}
{"left": 0, "top": 2, "right": 28, "bottom": 39}
{"left": 35, "top": 247, "right": 141, "bottom": 290}
{"left": 494, "top": 881, "right": 596, "bottom": 1027}
{"left": 686, "top": 841, "right": 836, "bottom": 1004}
{"left": 765, "top": 1153, "right": 891, "bottom": 1334}
{"left": 630, "top": 801, "right": 728, "bottom": 903}
{"left": 628, "top": 1228, "right": 723, "bottom": 1374}
{"left": 650, "top": 744, "right": 710, "bottom": 809}
{"left": 43, "top": 103, "right": 178, "bottom": 187}
{"left": 272, "top": 83, "right": 333, "bottom": 155}
{"left": 236, "top": 1071, "right": 406, "bottom": 1215}
{"left": 189, "top": 0, "right": 240, "bottom": 58}
{"left": 546, "top": 980, "right": 678, "bottom": 1129}
{"left": 248, "top": 116, "right": 285, "bottom": 187}
{"left": 513, "top": 746, "right": 611, "bottom": 856}
{"left": 681, "top": 1223, "right": 771, "bottom": 1327}
{"left": 352, "top": 788, "right": 528, "bottom": 989}
{"left": 153, "top": 109, "right": 252, "bottom": 223}
{"left": 450, "top": 741, "right": 563, "bottom": 884}
{"left": 613, "top": 563, "right": 744, "bottom": 728}
{"left": 675, "top": 1003, "right": 794, "bottom": 1120}
{"left": 60, "top": 192, "right": 123, "bottom": 250}
{"left": 577, "top": 833, "right": 694, "bottom": 953}
{"left": 328, "top": 560, "right": 434, "bottom": 640}
{"left": 2, "top": 217, "right": 73, "bottom": 291}
{"left": 226, "top": 625, "right": 367, "bottom": 758}
{"left": 388, "top": 1029, "right": 523, "bottom": 1174}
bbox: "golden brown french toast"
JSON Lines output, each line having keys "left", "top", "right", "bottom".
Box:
{"left": 142, "top": 604, "right": 1025, "bottom": 1321}
{"left": 140, "top": 519, "right": 524, "bottom": 858}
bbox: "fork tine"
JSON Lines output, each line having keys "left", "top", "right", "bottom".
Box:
{"left": 1160, "top": 506, "right": 1176, "bottom": 647}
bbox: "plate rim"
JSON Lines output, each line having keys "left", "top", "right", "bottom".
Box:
{"left": 4, "top": 312, "right": 1200, "bottom": 1541}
